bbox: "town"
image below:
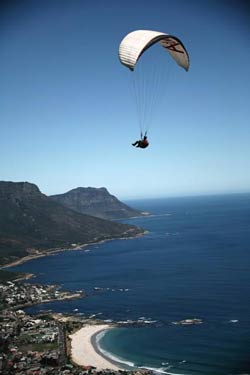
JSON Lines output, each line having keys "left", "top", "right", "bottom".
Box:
{"left": 0, "top": 281, "right": 151, "bottom": 375}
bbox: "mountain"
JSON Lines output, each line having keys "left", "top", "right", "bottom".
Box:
{"left": 0, "top": 181, "right": 143, "bottom": 266}
{"left": 50, "top": 187, "right": 147, "bottom": 220}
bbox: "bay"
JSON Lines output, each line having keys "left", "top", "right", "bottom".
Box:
{"left": 9, "top": 194, "right": 250, "bottom": 374}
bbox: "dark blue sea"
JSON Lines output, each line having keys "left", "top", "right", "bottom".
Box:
{"left": 9, "top": 194, "right": 250, "bottom": 375}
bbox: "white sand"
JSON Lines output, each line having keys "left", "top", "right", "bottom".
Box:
{"left": 69, "top": 324, "right": 122, "bottom": 370}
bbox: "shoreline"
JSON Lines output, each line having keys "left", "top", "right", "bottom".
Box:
{"left": 1, "top": 231, "right": 148, "bottom": 271}
{"left": 10, "top": 292, "right": 84, "bottom": 312}
{"left": 69, "top": 324, "right": 123, "bottom": 371}
{"left": 1, "top": 245, "right": 88, "bottom": 270}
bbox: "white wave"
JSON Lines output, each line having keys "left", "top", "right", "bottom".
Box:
{"left": 139, "top": 365, "right": 170, "bottom": 374}
{"left": 96, "top": 332, "right": 185, "bottom": 374}
{"left": 95, "top": 331, "right": 135, "bottom": 368}
{"left": 139, "top": 365, "right": 186, "bottom": 375}
{"left": 95, "top": 330, "right": 106, "bottom": 342}
{"left": 146, "top": 213, "right": 172, "bottom": 218}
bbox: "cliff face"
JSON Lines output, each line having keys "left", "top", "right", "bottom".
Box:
{"left": 50, "top": 187, "right": 145, "bottom": 220}
{"left": 0, "top": 181, "right": 143, "bottom": 265}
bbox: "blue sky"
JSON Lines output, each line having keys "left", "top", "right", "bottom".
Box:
{"left": 1, "top": 0, "right": 250, "bottom": 199}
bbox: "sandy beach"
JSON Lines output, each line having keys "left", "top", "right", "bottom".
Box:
{"left": 69, "top": 324, "right": 122, "bottom": 371}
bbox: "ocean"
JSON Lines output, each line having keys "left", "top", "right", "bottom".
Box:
{"left": 9, "top": 194, "right": 250, "bottom": 375}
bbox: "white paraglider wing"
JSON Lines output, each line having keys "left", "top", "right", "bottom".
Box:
{"left": 119, "top": 29, "right": 189, "bottom": 71}
{"left": 119, "top": 29, "right": 190, "bottom": 138}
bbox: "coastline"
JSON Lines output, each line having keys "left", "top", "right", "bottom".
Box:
{"left": 1, "top": 245, "right": 88, "bottom": 270}
{"left": 1, "top": 231, "right": 147, "bottom": 271}
{"left": 1, "top": 230, "right": 147, "bottom": 370}
{"left": 69, "top": 324, "right": 123, "bottom": 371}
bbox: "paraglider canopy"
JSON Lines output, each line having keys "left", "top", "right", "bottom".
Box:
{"left": 119, "top": 29, "right": 190, "bottom": 143}
{"left": 119, "top": 29, "right": 190, "bottom": 72}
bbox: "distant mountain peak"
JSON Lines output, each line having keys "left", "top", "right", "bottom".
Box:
{"left": 50, "top": 186, "right": 146, "bottom": 220}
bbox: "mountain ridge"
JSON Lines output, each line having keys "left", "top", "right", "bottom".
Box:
{"left": 0, "top": 181, "right": 144, "bottom": 266}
